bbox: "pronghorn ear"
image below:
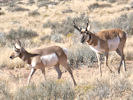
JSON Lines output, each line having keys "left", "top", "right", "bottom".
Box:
{"left": 15, "top": 40, "right": 22, "bottom": 49}
{"left": 86, "top": 25, "right": 91, "bottom": 31}
{"left": 13, "top": 45, "right": 18, "bottom": 51}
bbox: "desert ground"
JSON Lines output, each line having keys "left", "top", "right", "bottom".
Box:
{"left": 1, "top": 0, "right": 133, "bottom": 100}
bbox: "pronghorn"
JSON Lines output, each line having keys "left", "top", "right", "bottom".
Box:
{"left": 10, "top": 40, "right": 77, "bottom": 86}
{"left": 73, "top": 20, "right": 127, "bottom": 76}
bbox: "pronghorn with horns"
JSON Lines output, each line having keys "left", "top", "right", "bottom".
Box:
{"left": 10, "top": 40, "right": 77, "bottom": 86}
{"left": 73, "top": 20, "right": 127, "bottom": 76}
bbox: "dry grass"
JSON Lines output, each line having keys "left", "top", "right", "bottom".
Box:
{"left": 1, "top": 0, "right": 133, "bottom": 99}
{"left": 0, "top": 36, "right": 132, "bottom": 99}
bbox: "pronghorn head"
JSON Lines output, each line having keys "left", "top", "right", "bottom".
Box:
{"left": 73, "top": 20, "right": 91, "bottom": 43}
{"left": 10, "top": 40, "right": 26, "bottom": 59}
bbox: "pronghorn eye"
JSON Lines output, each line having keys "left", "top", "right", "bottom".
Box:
{"left": 15, "top": 49, "right": 20, "bottom": 52}
{"left": 86, "top": 32, "right": 89, "bottom": 35}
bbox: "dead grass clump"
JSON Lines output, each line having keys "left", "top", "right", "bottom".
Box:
{"left": 111, "top": 78, "right": 132, "bottom": 98}
{"left": 125, "top": 36, "right": 133, "bottom": 60}
{"left": 14, "top": 80, "right": 75, "bottom": 100}
{"left": 0, "top": 79, "right": 11, "bottom": 100}
{"left": 80, "top": 77, "right": 132, "bottom": 100}
{"left": 86, "top": 80, "right": 111, "bottom": 100}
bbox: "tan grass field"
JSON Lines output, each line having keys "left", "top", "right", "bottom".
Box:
{"left": 1, "top": 0, "right": 133, "bottom": 99}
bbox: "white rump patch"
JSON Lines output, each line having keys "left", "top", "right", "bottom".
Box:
{"left": 40, "top": 53, "right": 59, "bottom": 67}
{"left": 62, "top": 48, "right": 68, "bottom": 56}
{"left": 108, "top": 36, "right": 120, "bottom": 51}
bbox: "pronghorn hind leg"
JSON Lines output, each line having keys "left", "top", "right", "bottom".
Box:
{"left": 27, "top": 68, "right": 36, "bottom": 85}
{"left": 104, "top": 52, "right": 113, "bottom": 73}
{"left": 96, "top": 53, "right": 102, "bottom": 76}
{"left": 54, "top": 63, "right": 62, "bottom": 79}
{"left": 60, "top": 60, "right": 77, "bottom": 86}
{"left": 116, "top": 48, "right": 126, "bottom": 73}
{"left": 41, "top": 67, "right": 47, "bottom": 80}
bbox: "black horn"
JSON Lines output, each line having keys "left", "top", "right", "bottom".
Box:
{"left": 86, "top": 19, "right": 90, "bottom": 31}
{"left": 73, "top": 20, "right": 82, "bottom": 32}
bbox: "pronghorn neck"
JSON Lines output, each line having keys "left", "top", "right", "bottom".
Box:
{"left": 19, "top": 49, "right": 39, "bottom": 64}
{"left": 87, "top": 33, "right": 99, "bottom": 46}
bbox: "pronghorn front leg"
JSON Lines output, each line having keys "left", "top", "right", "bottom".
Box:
{"left": 96, "top": 53, "right": 102, "bottom": 76}
{"left": 104, "top": 51, "right": 113, "bottom": 73}
{"left": 27, "top": 68, "right": 36, "bottom": 85}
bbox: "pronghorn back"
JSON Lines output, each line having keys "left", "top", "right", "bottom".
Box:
{"left": 96, "top": 28, "right": 127, "bottom": 40}
{"left": 31, "top": 46, "right": 67, "bottom": 58}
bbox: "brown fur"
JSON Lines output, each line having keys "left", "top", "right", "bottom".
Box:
{"left": 10, "top": 42, "right": 77, "bottom": 86}
{"left": 74, "top": 22, "right": 127, "bottom": 76}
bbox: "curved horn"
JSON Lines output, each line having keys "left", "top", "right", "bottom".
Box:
{"left": 86, "top": 19, "right": 90, "bottom": 31}
{"left": 73, "top": 20, "right": 82, "bottom": 32}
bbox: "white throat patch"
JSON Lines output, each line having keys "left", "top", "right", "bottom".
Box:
{"left": 89, "top": 40, "right": 103, "bottom": 53}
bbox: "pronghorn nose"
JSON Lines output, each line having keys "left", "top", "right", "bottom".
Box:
{"left": 81, "top": 38, "right": 85, "bottom": 43}
{"left": 10, "top": 56, "right": 13, "bottom": 59}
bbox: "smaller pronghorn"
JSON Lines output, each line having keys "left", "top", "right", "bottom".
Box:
{"left": 73, "top": 20, "right": 127, "bottom": 76}
{"left": 10, "top": 40, "right": 77, "bottom": 86}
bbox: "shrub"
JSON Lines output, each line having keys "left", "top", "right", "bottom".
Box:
{"left": 68, "top": 43, "right": 97, "bottom": 68}
{"left": 7, "top": 27, "right": 38, "bottom": 40}
{"left": 86, "top": 80, "right": 111, "bottom": 100}
{"left": 8, "top": 6, "right": 29, "bottom": 12}
{"left": 0, "top": 32, "right": 7, "bottom": 46}
{"left": 43, "top": 14, "right": 89, "bottom": 36}
{"left": 80, "top": 77, "right": 132, "bottom": 100}
{"left": 88, "top": 3, "right": 111, "bottom": 11}
{"left": 62, "top": 9, "right": 73, "bottom": 14}
{"left": 50, "top": 33, "right": 64, "bottom": 43}
{"left": 0, "top": 0, "right": 18, "bottom": 6}
{"left": 27, "top": 0, "right": 35, "bottom": 5}
{"left": 37, "top": 0, "right": 58, "bottom": 8}
{"left": 28, "top": 10, "right": 40, "bottom": 16}
{"left": 90, "top": 12, "right": 133, "bottom": 35}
